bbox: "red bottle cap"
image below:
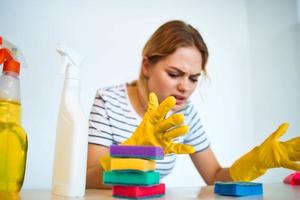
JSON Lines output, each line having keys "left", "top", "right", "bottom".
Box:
{"left": 3, "top": 60, "right": 20, "bottom": 75}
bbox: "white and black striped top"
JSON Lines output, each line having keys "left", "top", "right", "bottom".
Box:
{"left": 88, "top": 83, "right": 210, "bottom": 178}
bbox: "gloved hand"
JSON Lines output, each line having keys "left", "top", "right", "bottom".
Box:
{"left": 229, "top": 123, "right": 300, "bottom": 181}
{"left": 122, "top": 92, "right": 195, "bottom": 154}
{"left": 100, "top": 92, "right": 195, "bottom": 171}
{"left": 100, "top": 153, "right": 111, "bottom": 171}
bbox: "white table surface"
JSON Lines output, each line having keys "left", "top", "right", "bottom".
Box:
{"left": 14, "top": 183, "right": 300, "bottom": 200}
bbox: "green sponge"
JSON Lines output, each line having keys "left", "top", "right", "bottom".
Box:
{"left": 103, "top": 171, "right": 160, "bottom": 186}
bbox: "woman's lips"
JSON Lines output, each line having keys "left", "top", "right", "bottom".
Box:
{"left": 172, "top": 95, "right": 186, "bottom": 105}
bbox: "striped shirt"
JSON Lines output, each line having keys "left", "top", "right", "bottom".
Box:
{"left": 88, "top": 83, "right": 210, "bottom": 178}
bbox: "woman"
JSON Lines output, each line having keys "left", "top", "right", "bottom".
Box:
{"left": 86, "top": 20, "right": 300, "bottom": 189}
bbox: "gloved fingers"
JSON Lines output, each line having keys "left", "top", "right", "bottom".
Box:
{"left": 165, "top": 143, "right": 195, "bottom": 154}
{"left": 99, "top": 153, "right": 111, "bottom": 171}
{"left": 152, "top": 96, "right": 176, "bottom": 122}
{"left": 287, "top": 150, "right": 300, "bottom": 161}
{"left": 155, "top": 113, "right": 184, "bottom": 132}
{"left": 147, "top": 92, "right": 159, "bottom": 113}
{"left": 269, "top": 122, "right": 289, "bottom": 141}
{"left": 285, "top": 137, "right": 300, "bottom": 150}
{"left": 164, "top": 125, "right": 189, "bottom": 140}
{"left": 282, "top": 160, "right": 300, "bottom": 171}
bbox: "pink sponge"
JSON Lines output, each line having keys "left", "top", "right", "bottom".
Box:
{"left": 283, "top": 172, "right": 300, "bottom": 185}
{"left": 113, "top": 183, "right": 165, "bottom": 199}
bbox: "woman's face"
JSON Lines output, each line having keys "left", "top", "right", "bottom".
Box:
{"left": 143, "top": 46, "right": 203, "bottom": 111}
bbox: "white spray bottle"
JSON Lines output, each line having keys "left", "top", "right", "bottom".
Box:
{"left": 52, "top": 45, "right": 88, "bottom": 197}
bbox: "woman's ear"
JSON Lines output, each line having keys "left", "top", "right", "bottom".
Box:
{"left": 142, "top": 57, "right": 151, "bottom": 78}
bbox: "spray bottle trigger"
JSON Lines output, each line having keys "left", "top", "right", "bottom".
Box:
{"left": 2, "top": 37, "right": 29, "bottom": 68}
{"left": 56, "top": 44, "right": 83, "bottom": 67}
{"left": 56, "top": 44, "right": 83, "bottom": 79}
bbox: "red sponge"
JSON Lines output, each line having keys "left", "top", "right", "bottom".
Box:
{"left": 283, "top": 172, "right": 300, "bottom": 185}
{"left": 113, "top": 183, "right": 165, "bottom": 199}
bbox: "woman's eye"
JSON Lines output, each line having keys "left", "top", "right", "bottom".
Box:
{"left": 189, "top": 77, "right": 199, "bottom": 83}
{"left": 168, "top": 72, "right": 180, "bottom": 78}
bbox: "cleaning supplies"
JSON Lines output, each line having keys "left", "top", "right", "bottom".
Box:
{"left": 103, "top": 145, "right": 166, "bottom": 199}
{"left": 104, "top": 171, "right": 160, "bottom": 186}
{"left": 110, "top": 145, "right": 164, "bottom": 160}
{"left": 52, "top": 45, "right": 88, "bottom": 197}
{"left": 283, "top": 172, "right": 300, "bottom": 185}
{"left": 214, "top": 182, "right": 263, "bottom": 196}
{"left": 0, "top": 38, "right": 13, "bottom": 64}
{"left": 0, "top": 36, "right": 28, "bottom": 193}
{"left": 113, "top": 184, "right": 165, "bottom": 199}
{"left": 0, "top": 36, "right": 28, "bottom": 69}
{"left": 111, "top": 158, "right": 156, "bottom": 172}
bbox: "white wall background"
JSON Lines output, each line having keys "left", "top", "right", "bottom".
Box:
{"left": 0, "top": 0, "right": 299, "bottom": 188}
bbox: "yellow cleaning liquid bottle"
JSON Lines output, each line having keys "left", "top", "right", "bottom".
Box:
{"left": 0, "top": 53, "right": 28, "bottom": 194}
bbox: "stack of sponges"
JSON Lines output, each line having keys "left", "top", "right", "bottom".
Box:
{"left": 103, "top": 145, "right": 165, "bottom": 199}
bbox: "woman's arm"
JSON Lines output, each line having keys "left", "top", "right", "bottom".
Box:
{"left": 86, "top": 144, "right": 111, "bottom": 189}
{"left": 190, "top": 148, "right": 232, "bottom": 185}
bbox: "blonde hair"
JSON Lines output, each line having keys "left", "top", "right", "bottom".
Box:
{"left": 136, "top": 20, "right": 209, "bottom": 103}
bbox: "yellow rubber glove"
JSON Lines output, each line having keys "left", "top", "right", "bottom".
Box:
{"left": 99, "top": 153, "right": 111, "bottom": 171}
{"left": 229, "top": 123, "right": 300, "bottom": 181}
{"left": 122, "top": 92, "right": 195, "bottom": 154}
{"left": 100, "top": 92, "right": 195, "bottom": 171}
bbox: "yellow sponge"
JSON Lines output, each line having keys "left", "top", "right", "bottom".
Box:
{"left": 111, "top": 158, "right": 156, "bottom": 171}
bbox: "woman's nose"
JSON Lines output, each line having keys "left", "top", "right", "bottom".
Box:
{"left": 177, "top": 78, "right": 189, "bottom": 92}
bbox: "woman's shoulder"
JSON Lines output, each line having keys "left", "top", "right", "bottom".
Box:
{"left": 95, "top": 83, "right": 127, "bottom": 103}
{"left": 95, "top": 83, "right": 127, "bottom": 101}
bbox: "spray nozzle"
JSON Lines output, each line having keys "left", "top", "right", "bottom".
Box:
{"left": 56, "top": 44, "right": 83, "bottom": 79}
{"left": 0, "top": 48, "right": 13, "bottom": 64}
{"left": 0, "top": 36, "right": 29, "bottom": 68}
{"left": 56, "top": 45, "right": 83, "bottom": 68}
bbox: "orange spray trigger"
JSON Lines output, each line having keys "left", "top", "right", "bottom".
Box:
{"left": 0, "top": 48, "right": 13, "bottom": 64}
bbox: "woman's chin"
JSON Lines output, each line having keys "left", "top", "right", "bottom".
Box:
{"left": 172, "top": 103, "right": 187, "bottom": 112}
